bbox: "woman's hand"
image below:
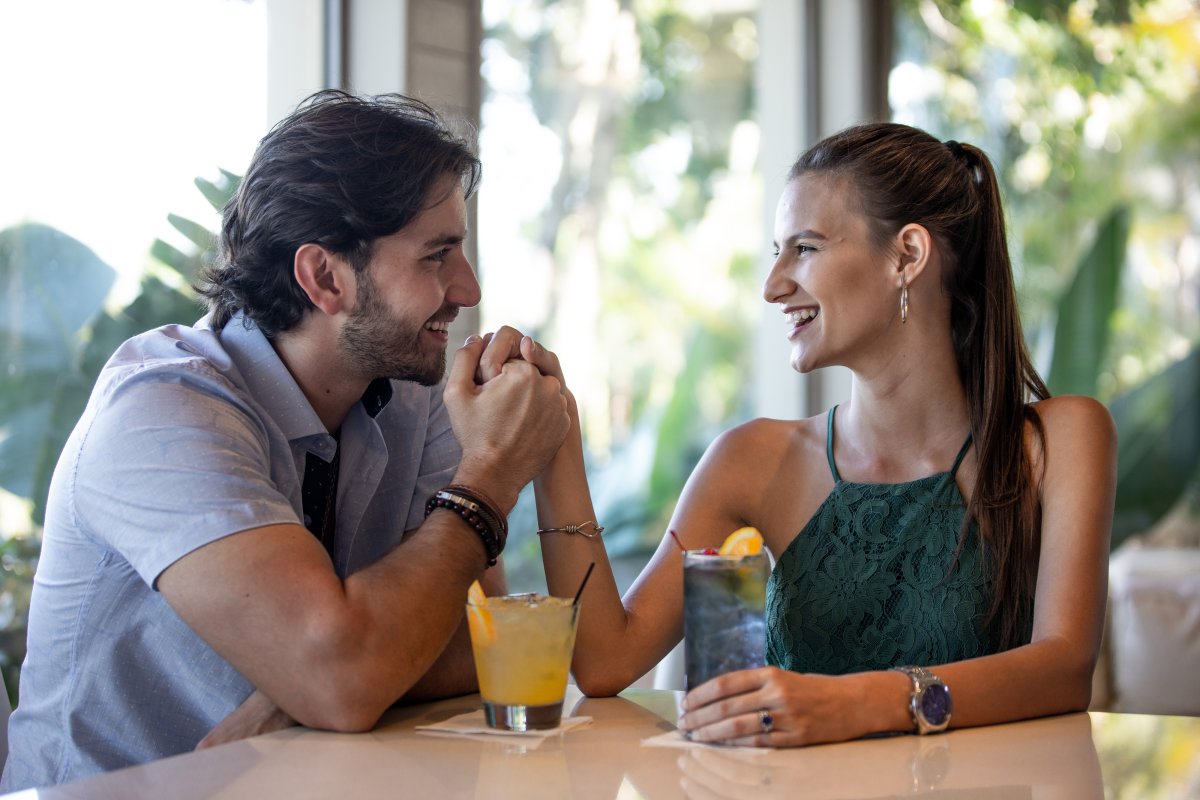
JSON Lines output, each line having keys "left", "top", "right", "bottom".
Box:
{"left": 472, "top": 327, "right": 577, "bottom": 418}
{"left": 677, "top": 667, "right": 877, "bottom": 748}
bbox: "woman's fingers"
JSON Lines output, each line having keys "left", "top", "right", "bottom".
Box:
{"left": 680, "top": 669, "right": 772, "bottom": 735}
{"left": 682, "top": 667, "right": 774, "bottom": 711}
{"left": 519, "top": 335, "right": 565, "bottom": 380}
{"left": 477, "top": 326, "right": 523, "bottom": 382}
{"left": 686, "top": 707, "right": 777, "bottom": 745}
{"left": 471, "top": 327, "right": 567, "bottom": 386}
{"left": 678, "top": 667, "right": 819, "bottom": 746}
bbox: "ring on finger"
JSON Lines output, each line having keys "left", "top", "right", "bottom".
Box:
{"left": 758, "top": 708, "right": 774, "bottom": 735}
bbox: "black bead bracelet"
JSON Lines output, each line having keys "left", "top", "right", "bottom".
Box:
{"left": 424, "top": 486, "right": 508, "bottom": 567}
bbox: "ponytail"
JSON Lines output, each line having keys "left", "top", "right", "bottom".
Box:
{"left": 790, "top": 124, "right": 1048, "bottom": 648}
{"left": 950, "top": 143, "right": 1048, "bottom": 648}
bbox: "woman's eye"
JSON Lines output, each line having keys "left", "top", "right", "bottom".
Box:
{"left": 771, "top": 244, "right": 816, "bottom": 259}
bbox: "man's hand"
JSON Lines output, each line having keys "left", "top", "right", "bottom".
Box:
{"left": 196, "top": 690, "right": 297, "bottom": 750}
{"left": 444, "top": 331, "right": 570, "bottom": 509}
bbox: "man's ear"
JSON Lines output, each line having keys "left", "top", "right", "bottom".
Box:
{"left": 895, "top": 222, "right": 933, "bottom": 288}
{"left": 294, "top": 244, "right": 355, "bottom": 316}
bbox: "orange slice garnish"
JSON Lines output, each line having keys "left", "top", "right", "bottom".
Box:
{"left": 719, "top": 526, "right": 764, "bottom": 556}
{"left": 466, "top": 580, "right": 494, "bottom": 644}
{"left": 468, "top": 579, "right": 487, "bottom": 606}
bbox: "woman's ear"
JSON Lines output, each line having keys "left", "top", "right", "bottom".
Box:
{"left": 895, "top": 223, "right": 934, "bottom": 287}
{"left": 294, "top": 244, "right": 355, "bottom": 316}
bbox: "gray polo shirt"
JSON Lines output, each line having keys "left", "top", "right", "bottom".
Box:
{"left": 1, "top": 314, "right": 460, "bottom": 790}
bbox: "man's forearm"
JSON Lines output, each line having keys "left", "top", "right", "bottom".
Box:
{"left": 399, "top": 560, "right": 507, "bottom": 704}
{"left": 397, "top": 618, "right": 479, "bottom": 704}
{"left": 204, "top": 615, "right": 479, "bottom": 748}
{"left": 158, "top": 510, "right": 488, "bottom": 733}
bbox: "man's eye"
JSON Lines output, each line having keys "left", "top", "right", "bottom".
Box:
{"left": 428, "top": 247, "right": 451, "bottom": 262}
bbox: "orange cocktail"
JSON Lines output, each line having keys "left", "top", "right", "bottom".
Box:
{"left": 466, "top": 592, "right": 579, "bottom": 731}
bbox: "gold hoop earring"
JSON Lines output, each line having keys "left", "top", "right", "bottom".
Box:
{"left": 900, "top": 278, "right": 909, "bottom": 324}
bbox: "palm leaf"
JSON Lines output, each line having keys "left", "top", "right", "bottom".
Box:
{"left": 1046, "top": 206, "right": 1129, "bottom": 396}
{"left": 1109, "top": 345, "right": 1200, "bottom": 548}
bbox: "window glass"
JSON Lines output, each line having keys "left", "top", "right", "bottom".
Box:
{"left": 479, "top": 0, "right": 762, "bottom": 591}
{"left": 0, "top": 0, "right": 267, "bottom": 702}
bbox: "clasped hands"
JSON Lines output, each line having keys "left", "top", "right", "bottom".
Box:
{"left": 442, "top": 326, "right": 574, "bottom": 510}
{"left": 198, "top": 327, "right": 568, "bottom": 751}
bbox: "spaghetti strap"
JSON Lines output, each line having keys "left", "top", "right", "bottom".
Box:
{"left": 949, "top": 433, "right": 974, "bottom": 476}
{"left": 826, "top": 406, "right": 842, "bottom": 482}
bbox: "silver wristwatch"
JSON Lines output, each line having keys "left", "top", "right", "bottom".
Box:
{"left": 892, "top": 666, "right": 952, "bottom": 735}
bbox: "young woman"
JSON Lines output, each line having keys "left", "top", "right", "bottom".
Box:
{"left": 526, "top": 122, "right": 1116, "bottom": 747}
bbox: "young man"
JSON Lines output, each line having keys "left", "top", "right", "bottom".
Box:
{"left": 2, "top": 92, "right": 570, "bottom": 789}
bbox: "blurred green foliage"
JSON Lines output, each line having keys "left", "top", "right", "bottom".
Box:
{"left": 1092, "top": 711, "right": 1200, "bottom": 798}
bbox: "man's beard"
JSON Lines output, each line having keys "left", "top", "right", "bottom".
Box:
{"left": 338, "top": 272, "right": 449, "bottom": 386}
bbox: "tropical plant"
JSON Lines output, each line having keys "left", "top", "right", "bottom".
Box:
{"left": 1045, "top": 206, "right": 1200, "bottom": 549}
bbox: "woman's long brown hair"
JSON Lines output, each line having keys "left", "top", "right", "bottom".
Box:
{"left": 790, "top": 123, "right": 1048, "bottom": 648}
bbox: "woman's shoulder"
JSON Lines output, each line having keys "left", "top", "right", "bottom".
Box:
{"left": 1028, "top": 394, "right": 1116, "bottom": 442}
{"left": 710, "top": 413, "right": 828, "bottom": 463}
{"left": 1026, "top": 394, "right": 1117, "bottom": 479}
{"left": 692, "top": 413, "right": 835, "bottom": 548}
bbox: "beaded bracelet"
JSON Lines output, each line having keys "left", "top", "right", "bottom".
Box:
{"left": 424, "top": 485, "right": 508, "bottom": 567}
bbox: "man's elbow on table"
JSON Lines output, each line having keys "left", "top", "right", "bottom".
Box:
{"left": 294, "top": 693, "right": 385, "bottom": 734}
{"left": 278, "top": 663, "right": 396, "bottom": 734}
{"left": 275, "top": 615, "right": 408, "bottom": 732}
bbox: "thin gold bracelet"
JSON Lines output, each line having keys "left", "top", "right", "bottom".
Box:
{"left": 536, "top": 520, "right": 605, "bottom": 538}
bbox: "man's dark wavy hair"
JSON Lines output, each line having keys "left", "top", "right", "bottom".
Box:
{"left": 198, "top": 90, "right": 481, "bottom": 336}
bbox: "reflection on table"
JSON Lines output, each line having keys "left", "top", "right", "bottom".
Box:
{"left": 3, "top": 687, "right": 1196, "bottom": 799}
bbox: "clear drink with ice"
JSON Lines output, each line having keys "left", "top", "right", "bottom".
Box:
{"left": 683, "top": 551, "right": 769, "bottom": 690}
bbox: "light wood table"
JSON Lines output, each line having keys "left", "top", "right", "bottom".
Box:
{"left": 4, "top": 687, "right": 1197, "bottom": 799}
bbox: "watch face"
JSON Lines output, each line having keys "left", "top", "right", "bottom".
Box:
{"left": 920, "top": 683, "right": 952, "bottom": 725}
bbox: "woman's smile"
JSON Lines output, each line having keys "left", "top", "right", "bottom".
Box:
{"left": 785, "top": 306, "right": 820, "bottom": 339}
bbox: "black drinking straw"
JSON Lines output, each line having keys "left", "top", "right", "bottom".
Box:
{"left": 572, "top": 562, "right": 596, "bottom": 606}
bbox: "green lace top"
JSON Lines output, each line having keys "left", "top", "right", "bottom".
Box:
{"left": 766, "top": 406, "right": 1018, "bottom": 674}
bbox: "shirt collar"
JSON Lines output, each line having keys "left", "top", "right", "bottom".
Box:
{"left": 361, "top": 377, "right": 394, "bottom": 418}
{"left": 217, "top": 312, "right": 331, "bottom": 451}
{"left": 216, "top": 312, "right": 396, "bottom": 447}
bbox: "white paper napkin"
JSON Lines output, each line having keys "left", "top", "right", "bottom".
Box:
{"left": 415, "top": 709, "right": 593, "bottom": 743}
{"left": 641, "top": 730, "right": 771, "bottom": 753}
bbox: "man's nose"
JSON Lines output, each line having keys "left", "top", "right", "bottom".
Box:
{"left": 447, "top": 253, "right": 482, "bottom": 309}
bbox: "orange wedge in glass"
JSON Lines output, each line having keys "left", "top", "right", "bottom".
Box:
{"left": 719, "top": 526, "right": 764, "bottom": 556}
{"left": 466, "top": 580, "right": 495, "bottom": 644}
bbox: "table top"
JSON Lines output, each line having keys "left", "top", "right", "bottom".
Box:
{"left": 7, "top": 687, "right": 1198, "bottom": 799}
